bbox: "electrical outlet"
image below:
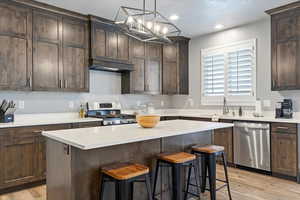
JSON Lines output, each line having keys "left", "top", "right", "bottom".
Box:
{"left": 69, "top": 101, "right": 74, "bottom": 109}
{"left": 19, "top": 101, "right": 25, "bottom": 109}
{"left": 188, "top": 98, "right": 194, "bottom": 107}
{"left": 161, "top": 100, "right": 165, "bottom": 107}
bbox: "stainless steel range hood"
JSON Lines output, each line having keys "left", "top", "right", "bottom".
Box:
{"left": 89, "top": 58, "right": 134, "bottom": 72}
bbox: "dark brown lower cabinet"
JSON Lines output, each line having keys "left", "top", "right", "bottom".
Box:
{"left": 0, "top": 122, "right": 100, "bottom": 191}
{"left": 271, "top": 123, "right": 298, "bottom": 177}
{"left": 213, "top": 119, "right": 234, "bottom": 163}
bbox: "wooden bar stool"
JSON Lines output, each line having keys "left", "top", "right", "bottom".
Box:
{"left": 152, "top": 152, "right": 200, "bottom": 200}
{"left": 192, "top": 145, "right": 232, "bottom": 200}
{"left": 99, "top": 162, "right": 153, "bottom": 200}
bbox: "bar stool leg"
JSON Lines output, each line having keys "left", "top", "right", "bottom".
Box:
{"left": 200, "top": 154, "right": 207, "bottom": 193}
{"left": 145, "top": 174, "right": 153, "bottom": 200}
{"left": 129, "top": 182, "right": 134, "bottom": 200}
{"left": 115, "top": 181, "right": 126, "bottom": 200}
{"left": 152, "top": 160, "right": 160, "bottom": 199}
{"left": 222, "top": 152, "right": 232, "bottom": 200}
{"left": 184, "top": 163, "right": 193, "bottom": 200}
{"left": 99, "top": 175, "right": 105, "bottom": 200}
{"left": 172, "top": 163, "right": 183, "bottom": 200}
{"left": 193, "top": 160, "right": 201, "bottom": 198}
{"left": 207, "top": 154, "right": 217, "bottom": 200}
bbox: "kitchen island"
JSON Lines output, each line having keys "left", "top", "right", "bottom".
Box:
{"left": 42, "top": 120, "right": 233, "bottom": 200}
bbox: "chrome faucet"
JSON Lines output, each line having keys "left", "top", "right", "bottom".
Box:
{"left": 223, "top": 97, "right": 230, "bottom": 115}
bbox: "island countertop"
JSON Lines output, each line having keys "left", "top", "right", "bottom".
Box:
{"left": 42, "top": 120, "right": 233, "bottom": 150}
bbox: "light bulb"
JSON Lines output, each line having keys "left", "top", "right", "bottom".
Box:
{"left": 127, "top": 16, "right": 134, "bottom": 24}
{"left": 146, "top": 21, "right": 153, "bottom": 29}
{"left": 154, "top": 24, "right": 160, "bottom": 32}
{"left": 162, "top": 27, "right": 168, "bottom": 35}
{"left": 138, "top": 19, "right": 143, "bottom": 24}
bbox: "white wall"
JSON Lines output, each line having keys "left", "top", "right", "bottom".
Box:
{"left": 0, "top": 70, "right": 171, "bottom": 114}
{"left": 171, "top": 18, "right": 300, "bottom": 112}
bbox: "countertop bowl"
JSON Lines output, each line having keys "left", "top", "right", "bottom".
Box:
{"left": 136, "top": 115, "right": 160, "bottom": 128}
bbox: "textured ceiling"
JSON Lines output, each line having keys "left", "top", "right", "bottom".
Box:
{"left": 36, "top": 0, "right": 298, "bottom": 37}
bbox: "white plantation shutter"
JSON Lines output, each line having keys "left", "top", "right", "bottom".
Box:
{"left": 201, "top": 39, "right": 256, "bottom": 105}
{"left": 228, "top": 47, "right": 254, "bottom": 96}
{"left": 203, "top": 54, "right": 225, "bottom": 96}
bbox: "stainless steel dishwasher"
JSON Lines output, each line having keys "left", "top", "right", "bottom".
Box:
{"left": 234, "top": 121, "right": 271, "bottom": 171}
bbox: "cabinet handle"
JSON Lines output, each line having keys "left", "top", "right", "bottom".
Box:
{"left": 276, "top": 127, "right": 289, "bottom": 130}
{"left": 60, "top": 80, "right": 63, "bottom": 88}
{"left": 28, "top": 76, "right": 32, "bottom": 87}
{"left": 64, "top": 80, "right": 68, "bottom": 88}
{"left": 33, "top": 130, "right": 42, "bottom": 134}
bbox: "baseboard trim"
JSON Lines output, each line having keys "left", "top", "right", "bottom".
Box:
{"left": 0, "top": 180, "right": 45, "bottom": 195}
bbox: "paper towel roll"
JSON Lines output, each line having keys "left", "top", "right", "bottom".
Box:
{"left": 255, "top": 100, "right": 263, "bottom": 117}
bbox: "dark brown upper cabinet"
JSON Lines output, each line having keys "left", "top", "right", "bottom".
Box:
{"left": 0, "top": 1, "right": 32, "bottom": 91}
{"left": 62, "top": 17, "right": 89, "bottom": 92}
{"left": 162, "top": 37, "right": 190, "bottom": 95}
{"left": 145, "top": 43, "right": 162, "bottom": 94}
{"left": 89, "top": 16, "right": 132, "bottom": 71}
{"left": 32, "top": 11, "right": 61, "bottom": 91}
{"left": 122, "top": 38, "right": 162, "bottom": 94}
{"left": 33, "top": 9, "right": 89, "bottom": 92}
{"left": 266, "top": 2, "right": 300, "bottom": 90}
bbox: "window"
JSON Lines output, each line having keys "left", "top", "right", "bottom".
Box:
{"left": 201, "top": 39, "right": 256, "bottom": 105}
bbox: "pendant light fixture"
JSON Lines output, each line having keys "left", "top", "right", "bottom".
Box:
{"left": 114, "top": 0, "right": 181, "bottom": 43}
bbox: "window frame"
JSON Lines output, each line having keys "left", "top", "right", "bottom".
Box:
{"left": 201, "top": 39, "right": 257, "bottom": 106}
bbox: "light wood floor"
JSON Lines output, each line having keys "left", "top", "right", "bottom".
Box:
{"left": 0, "top": 166, "right": 300, "bottom": 200}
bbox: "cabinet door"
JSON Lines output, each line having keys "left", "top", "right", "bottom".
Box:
{"left": 163, "top": 43, "right": 177, "bottom": 62}
{"left": 274, "top": 15, "right": 296, "bottom": 41}
{"left": 129, "top": 39, "right": 146, "bottom": 93}
{"left": 271, "top": 133, "right": 297, "bottom": 177}
{"left": 36, "top": 124, "right": 72, "bottom": 178}
{"left": 145, "top": 60, "right": 161, "bottom": 94}
{"left": 130, "top": 38, "right": 145, "bottom": 58}
{"left": 117, "top": 33, "right": 129, "bottom": 61}
{"left": 145, "top": 44, "right": 162, "bottom": 94}
{"left": 62, "top": 18, "right": 89, "bottom": 91}
{"left": 0, "top": 2, "right": 32, "bottom": 90}
{"left": 213, "top": 124, "right": 233, "bottom": 163}
{"left": 162, "top": 61, "right": 178, "bottom": 94}
{"left": 33, "top": 11, "right": 61, "bottom": 91}
{"left": 106, "top": 31, "right": 118, "bottom": 59}
{"left": 273, "top": 40, "right": 298, "bottom": 89}
{"left": 131, "top": 58, "right": 145, "bottom": 93}
{"left": 0, "top": 129, "right": 39, "bottom": 188}
{"left": 92, "top": 24, "right": 106, "bottom": 58}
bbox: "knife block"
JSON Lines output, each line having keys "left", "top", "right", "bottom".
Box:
{"left": 0, "top": 114, "right": 14, "bottom": 123}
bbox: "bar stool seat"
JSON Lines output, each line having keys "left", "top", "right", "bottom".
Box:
{"left": 158, "top": 152, "right": 196, "bottom": 164}
{"left": 102, "top": 163, "right": 149, "bottom": 180}
{"left": 100, "top": 162, "right": 152, "bottom": 200}
{"left": 192, "top": 145, "right": 224, "bottom": 154}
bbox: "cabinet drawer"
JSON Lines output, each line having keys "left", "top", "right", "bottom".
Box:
{"left": 271, "top": 123, "right": 297, "bottom": 134}
{"left": 72, "top": 121, "right": 102, "bottom": 128}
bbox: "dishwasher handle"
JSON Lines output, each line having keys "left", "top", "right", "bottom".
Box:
{"left": 234, "top": 122, "right": 270, "bottom": 130}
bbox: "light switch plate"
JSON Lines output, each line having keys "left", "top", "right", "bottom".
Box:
{"left": 19, "top": 101, "right": 25, "bottom": 109}
{"left": 161, "top": 100, "right": 165, "bottom": 107}
{"left": 69, "top": 101, "right": 74, "bottom": 109}
{"left": 188, "top": 98, "right": 194, "bottom": 107}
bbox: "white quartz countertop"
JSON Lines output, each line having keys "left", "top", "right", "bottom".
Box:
{"left": 42, "top": 120, "right": 233, "bottom": 150}
{"left": 0, "top": 113, "right": 102, "bottom": 129}
{"left": 123, "top": 109, "right": 300, "bottom": 124}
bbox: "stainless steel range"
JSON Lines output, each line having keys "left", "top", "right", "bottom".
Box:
{"left": 86, "top": 103, "right": 136, "bottom": 126}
